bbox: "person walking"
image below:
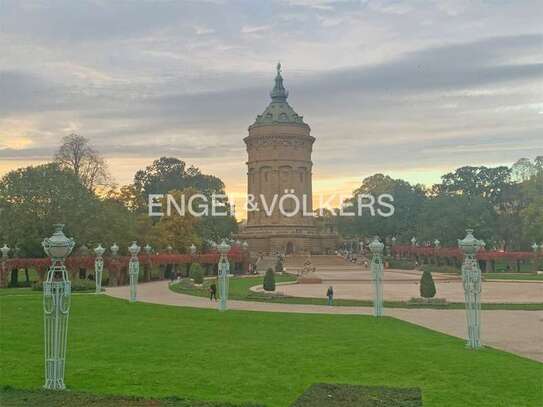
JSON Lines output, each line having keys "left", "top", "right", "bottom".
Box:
{"left": 209, "top": 282, "right": 217, "bottom": 301}
{"left": 326, "top": 286, "right": 334, "bottom": 306}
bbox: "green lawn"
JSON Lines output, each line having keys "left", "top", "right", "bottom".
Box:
{"left": 170, "top": 276, "right": 543, "bottom": 311}
{"left": 483, "top": 273, "right": 543, "bottom": 281}
{"left": 1, "top": 293, "right": 541, "bottom": 406}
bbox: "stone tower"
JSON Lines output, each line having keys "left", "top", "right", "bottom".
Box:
{"left": 237, "top": 64, "right": 337, "bottom": 255}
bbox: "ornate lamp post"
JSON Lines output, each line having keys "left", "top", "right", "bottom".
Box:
{"left": 369, "top": 236, "right": 385, "bottom": 317}
{"left": 1, "top": 244, "right": 9, "bottom": 288}
{"left": 42, "top": 224, "right": 75, "bottom": 390}
{"left": 143, "top": 244, "right": 152, "bottom": 281}
{"left": 94, "top": 244, "right": 105, "bottom": 294}
{"left": 108, "top": 243, "right": 120, "bottom": 286}
{"left": 458, "top": 229, "right": 485, "bottom": 349}
{"left": 533, "top": 243, "right": 540, "bottom": 272}
{"left": 189, "top": 243, "right": 197, "bottom": 278}
{"left": 434, "top": 239, "right": 440, "bottom": 248}
{"left": 217, "top": 239, "right": 231, "bottom": 312}
{"left": 128, "top": 242, "right": 141, "bottom": 303}
{"left": 144, "top": 244, "right": 152, "bottom": 255}
{"left": 411, "top": 236, "right": 417, "bottom": 246}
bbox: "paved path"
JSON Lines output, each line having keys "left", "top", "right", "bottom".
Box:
{"left": 265, "top": 280, "right": 543, "bottom": 303}
{"left": 106, "top": 281, "right": 543, "bottom": 362}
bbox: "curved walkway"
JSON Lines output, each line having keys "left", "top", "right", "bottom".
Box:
{"left": 106, "top": 281, "right": 543, "bottom": 362}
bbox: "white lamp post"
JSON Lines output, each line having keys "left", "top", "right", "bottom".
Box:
{"left": 128, "top": 241, "right": 141, "bottom": 302}
{"left": 94, "top": 244, "right": 105, "bottom": 294}
{"left": 217, "top": 239, "right": 231, "bottom": 312}
{"left": 1, "top": 244, "right": 9, "bottom": 288}
{"left": 42, "top": 224, "right": 75, "bottom": 390}
{"left": 369, "top": 236, "right": 385, "bottom": 317}
{"left": 533, "top": 243, "right": 540, "bottom": 272}
{"left": 144, "top": 244, "right": 152, "bottom": 255}
{"left": 458, "top": 229, "right": 485, "bottom": 349}
{"left": 1, "top": 244, "right": 9, "bottom": 259}
{"left": 411, "top": 236, "right": 417, "bottom": 246}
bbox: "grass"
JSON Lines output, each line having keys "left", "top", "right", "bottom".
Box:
{"left": 1, "top": 293, "right": 542, "bottom": 406}
{"left": 483, "top": 273, "right": 543, "bottom": 281}
{"left": 170, "top": 276, "right": 543, "bottom": 311}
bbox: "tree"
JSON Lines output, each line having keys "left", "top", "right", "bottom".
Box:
{"left": 420, "top": 269, "right": 436, "bottom": 299}
{"left": 263, "top": 268, "right": 276, "bottom": 291}
{"left": 519, "top": 172, "right": 543, "bottom": 245}
{"left": 133, "top": 157, "right": 225, "bottom": 199}
{"left": 512, "top": 158, "right": 536, "bottom": 182}
{"left": 189, "top": 264, "right": 204, "bottom": 284}
{"left": 434, "top": 166, "right": 511, "bottom": 206}
{"left": 0, "top": 163, "right": 100, "bottom": 257}
{"left": 150, "top": 188, "right": 202, "bottom": 252}
{"left": 55, "top": 134, "right": 110, "bottom": 191}
{"left": 416, "top": 195, "right": 496, "bottom": 247}
{"left": 337, "top": 174, "right": 426, "bottom": 241}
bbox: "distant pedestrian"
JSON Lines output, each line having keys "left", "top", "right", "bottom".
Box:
{"left": 209, "top": 283, "right": 217, "bottom": 301}
{"left": 326, "top": 286, "right": 334, "bottom": 306}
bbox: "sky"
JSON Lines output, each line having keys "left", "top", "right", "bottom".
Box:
{"left": 1, "top": 0, "right": 542, "bottom": 207}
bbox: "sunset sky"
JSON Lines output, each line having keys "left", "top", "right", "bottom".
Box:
{"left": 1, "top": 0, "right": 542, "bottom": 208}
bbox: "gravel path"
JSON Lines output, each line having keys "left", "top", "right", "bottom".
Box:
{"left": 106, "top": 281, "right": 543, "bottom": 362}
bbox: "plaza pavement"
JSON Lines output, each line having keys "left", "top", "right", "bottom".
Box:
{"left": 273, "top": 268, "right": 543, "bottom": 303}
{"left": 106, "top": 281, "right": 543, "bottom": 362}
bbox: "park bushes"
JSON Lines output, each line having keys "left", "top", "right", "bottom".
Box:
{"left": 420, "top": 264, "right": 459, "bottom": 274}
{"left": 263, "top": 268, "right": 276, "bottom": 291}
{"left": 32, "top": 280, "right": 96, "bottom": 292}
{"left": 387, "top": 259, "right": 416, "bottom": 270}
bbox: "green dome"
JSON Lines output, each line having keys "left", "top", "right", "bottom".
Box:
{"left": 252, "top": 63, "right": 306, "bottom": 126}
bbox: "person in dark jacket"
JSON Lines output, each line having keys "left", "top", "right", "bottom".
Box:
{"left": 326, "top": 286, "right": 334, "bottom": 306}
{"left": 209, "top": 283, "right": 217, "bottom": 301}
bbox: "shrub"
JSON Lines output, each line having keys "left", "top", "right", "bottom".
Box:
{"left": 32, "top": 279, "right": 96, "bottom": 292}
{"left": 263, "top": 268, "right": 276, "bottom": 292}
{"left": 189, "top": 263, "right": 205, "bottom": 284}
{"left": 420, "top": 269, "right": 436, "bottom": 299}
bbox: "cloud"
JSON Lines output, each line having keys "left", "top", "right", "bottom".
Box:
{"left": 0, "top": 1, "right": 542, "bottom": 189}
{"left": 241, "top": 25, "right": 272, "bottom": 34}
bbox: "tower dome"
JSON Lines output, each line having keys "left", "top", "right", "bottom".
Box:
{"left": 251, "top": 63, "right": 306, "bottom": 127}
